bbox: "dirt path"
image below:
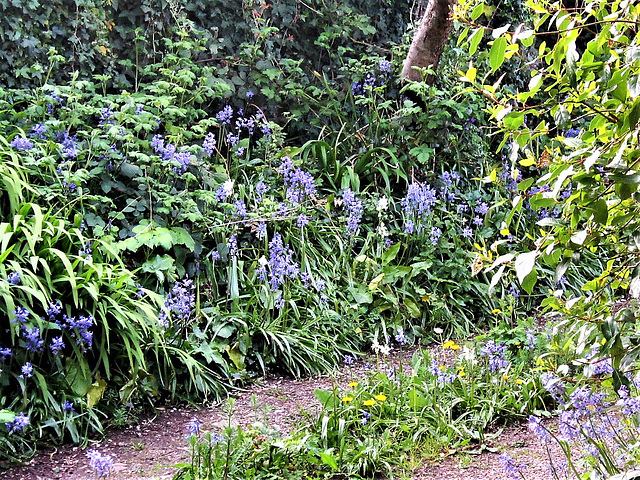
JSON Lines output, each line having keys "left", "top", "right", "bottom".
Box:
{"left": 0, "top": 351, "right": 564, "bottom": 480}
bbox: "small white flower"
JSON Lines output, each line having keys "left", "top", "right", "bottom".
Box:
{"left": 379, "top": 343, "right": 391, "bottom": 356}
{"left": 434, "top": 327, "right": 444, "bottom": 335}
{"left": 377, "top": 223, "right": 389, "bottom": 237}
{"left": 223, "top": 179, "right": 234, "bottom": 196}
{"left": 258, "top": 256, "right": 268, "bottom": 267}
{"left": 376, "top": 196, "right": 389, "bottom": 212}
{"left": 334, "top": 197, "right": 343, "bottom": 207}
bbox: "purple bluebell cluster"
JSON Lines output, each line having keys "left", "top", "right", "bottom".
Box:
{"left": 429, "top": 226, "right": 442, "bottom": 245}
{"left": 30, "top": 123, "right": 46, "bottom": 139}
{"left": 500, "top": 452, "right": 526, "bottom": 479}
{"left": 58, "top": 131, "right": 78, "bottom": 159}
{"left": 479, "top": 340, "right": 509, "bottom": 372}
{"left": 428, "top": 360, "right": 457, "bottom": 384}
{"left": 5, "top": 413, "right": 29, "bottom": 433}
{"left": 394, "top": 328, "right": 407, "bottom": 345}
{"left": 62, "top": 400, "right": 75, "bottom": 413}
{"left": 591, "top": 358, "right": 613, "bottom": 376}
{"left": 297, "top": 214, "right": 309, "bottom": 228}
{"left": 233, "top": 199, "right": 247, "bottom": 219}
{"left": 22, "top": 326, "right": 44, "bottom": 352}
{"left": 343, "top": 354, "right": 355, "bottom": 365}
{"left": 527, "top": 415, "right": 549, "bottom": 442}
{"left": 524, "top": 329, "right": 536, "bottom": 350}
{"left": 150, "top": 135, "right": 191, "bottom": 175}
{"left": 401, "top": 182, "right": 437, "bottom": 233}
{"left": 0, "top": 348, "right": 11, "bottom": 361}
{"left": 202, "top": 133, "right": 216, "bottom": 156}
{"left": 540, "top": 372, "right": 566, "bottom": 405}
{"left": 12, "top": 306, "right": 29, "bottom": 323}
{"left": 50, "top": 336, "right": 65, "bottom": 355}
{"left": 216, "top": 105, "right": 234, "bottom": 125}
{"left": 228, "top": 235, "right": 238, "bottom": 257}
{"left": 99, "top": 107, "right": 114, "bottom": 126}
{"left": 255, "top": 181, "right": 269, "bottom": 202}
{"left": 63, "top": 315, "right": 94, "bottom": 351}
{"left": 186, "top": 417, "right": 202, "bottom": 437}
{"left": 278, "top": 157, "right": 316, "bottom": 204}
{"left": 256, "top": 233, "right": 299, "bottom": 291}
{"left": 360, "top": 410, "right": 372, "bottom": 425}
{"left": 7, "top": 271, "right": 20, "bottom": 285}
{"left": 342, "top": 188, "right": 363, "bottom": 236}
{"left": 86, "top": 449, "right": 114, "bottom": 477}
{"left": 379, "top": 59, "right": 392, "bottom": 73}
{"left": 158, "top": 277, "right": 195, "bottom": 328}
{"left": 11, "top": 136, "right": 34, "bottom": 151}
{"left": 20, "top": 362, "right": 34, "bottom": 378}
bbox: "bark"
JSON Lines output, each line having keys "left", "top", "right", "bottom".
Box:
{"left": 402, "top": 0, "right": 457, "bottom": 83}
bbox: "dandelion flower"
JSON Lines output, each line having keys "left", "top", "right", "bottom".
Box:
{"left": 348, "top": 382, "right": 359, "bottom": 388}
{"left": 363, "top": 399, "right": 376, "bottom": 406}
{"left": 342, "top": 396, "right": 354, "bottom": 403}
{"left": 374, "top": 394, "right": 387, "bottom": 402}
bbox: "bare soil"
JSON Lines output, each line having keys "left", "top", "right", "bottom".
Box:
{"left": 0, "top": 348, "right": 564, "bottom": 480}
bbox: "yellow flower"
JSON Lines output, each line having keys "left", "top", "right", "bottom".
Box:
{"left": 342, "top": 396, "right": 353, "bottom": 403}
{"left": 348, "top": 382, "right": 359, "bottom": 388}
{"left": 374, "top": 394, "right": 387, "bottom": 402}
{"left": 363, "top": 399, "right": 376, "bottom": 406}
{"left": 492, "top": 308, "right": 502, "bottom": 314}
{"left": 438, "top": 365, "right": 446, "bottom": 371}
{"left": 515, "top": 341, "right": 521, "bottom": 346}
{"left": 515, "top": 379, "right": 524, "bottom": 385}
{"left": 503, "top": 375, "right": 509, "bottom": 381}
{"left": 443, "top": 340, "right": 455, "bottom": 349}
{"left": 458, "top": 370, "right": 466, "bottom": 377}
{"left": 451, "top": 344, "right": 460, "bottom": 350}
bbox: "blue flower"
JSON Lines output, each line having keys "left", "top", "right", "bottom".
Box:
{"left": 20, "top": 362, "right": 34, "bottom": 378}
{"left": 12, "top": 306, "right": 29, "bottom": 323}
{"left": 50, "top": 336, "right": 65, "bottom": 355}
{"left": 216, "top": 105, "right": 234, "bottom": 125}
{"left": 343, "top": 354, "right": 354, "bottom": 365}
{"left": 62, "top": 400, "right": 75, "bottom": 413}
{"left": 379, "top": 59, "right": 392, "bottom": 73}
{"left": 527, "top": 415, "right": 549, "bottom": 442}
{"left": 462, "top": 226, "right": 473, "bottom": 238}
{"left": 202, "top": 133, "right": 216, "bottom": 156}
{"left": 246, "top": 90, "right": 255, "bottom": 99}
{"left": 0, "top": 348, "right": 11, "bottom": 361}
{"left": 30, "top": 123, "right": 46, "bottom": 139}
{"left": 6, "top": 413, "right": 29, "bottom": 433}
{"left": 500, "top": 452, "right": 526, "bottom": 479}
{"left": 480, "top": 340, "right": 509, "bottom": 372}
{"left": 297, "top": 214, "right": 309, "bottom": 228}
{"left": 186, "top": 417, "right": 202, "bottom": 437}
{"left": 86, "top": 449, "right": 114, "bottom": 477}
{"left": 22, "top": 326, "right": 44, "bottom": 352}
{"left": 430, "top": 226, "right": 442, "bottom": 245}
{"left": 342, "top": 188, "right": 363, "bottom": 236}
{"left": 10, "top": 136, "right": 34, "bottom": 151}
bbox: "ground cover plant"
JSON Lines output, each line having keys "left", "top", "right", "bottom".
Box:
{"left": 3, "top": 0, "right": 640, "bottom": 479}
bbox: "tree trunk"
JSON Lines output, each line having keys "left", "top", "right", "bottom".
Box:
{"left": 402, "top": 0, "right": 457, "bottom": 83}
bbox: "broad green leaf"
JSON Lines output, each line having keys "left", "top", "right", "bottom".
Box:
{"left": 515, "top": 250, "right": 537, "bottom": 285}
{"left": 87, "top": 376, "right": 107, "bottom": 408}
{"left": 489, "top": 37, "right": 508, "bottom": 72}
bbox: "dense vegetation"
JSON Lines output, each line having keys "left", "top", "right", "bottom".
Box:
{"left": 2, "top": 0, "right": 640, "bottom": 478}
